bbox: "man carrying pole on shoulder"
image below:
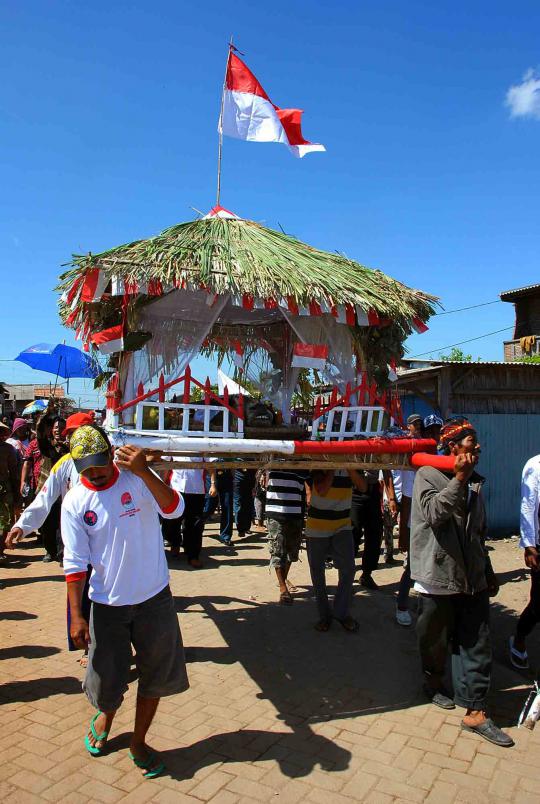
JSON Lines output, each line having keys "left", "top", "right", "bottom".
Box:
{"left": 62, "top": 425, "right": 188, "bottom": 778}
{"left": 410, "top": 418, "right": 513, "bottom": 748}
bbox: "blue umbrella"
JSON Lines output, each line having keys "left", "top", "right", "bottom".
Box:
{"left": 22, "top": 399, "right": 49, "bottom": 416}
{"left": 14, "top": 343, "right": 99, "bottom": 381}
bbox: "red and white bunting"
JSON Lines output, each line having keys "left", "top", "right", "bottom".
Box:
{"left": 221, "top": 52, "right": 325, "bottom": 159}
{"left": 111, "top": 276, "right": 125, "bottom": 296}
{"left": 388, "top": 358, "right": 398, "bottom": 382}
{"left": 287, "top": 297, "right": 299, "bottom": 315}
{"left": 292, "top": 343, "right": 329, "bottom": 370}
{"left": 232, "top": 340, "right": 244, "bottom": 369}
{"left": 355, "top": 306, "right": 369, "bottom": 326}
{"left": 412, "top": 317, "right": 429, "bottom": 334}
{"left": 65, "top": 276, "right": 83, "bottom": 308}
{"left": 147, "top": 279, "right": 163, "bottom": 297}
{"left": 90, "top": 324, "right": 124, "bottom": 355}
{"left": 81, "top": 268, "right": 108, "bottom": 303}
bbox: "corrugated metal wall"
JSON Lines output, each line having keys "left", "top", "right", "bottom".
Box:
{"left": 463, "top": 414, "right": 539, "bottom": 535}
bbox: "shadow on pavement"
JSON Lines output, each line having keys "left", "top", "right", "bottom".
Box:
{"left": 175, "top": 575, "right": 533, "bottom": 737}
{"left": 1, "top": 574, "right": 65, "bottom": 587}
{"left": 0, "top": 644, "right": 61, "bottom": 660}
{"left": 0, "top": 610, "right": 38, "bottom": 620}
{"left": 105, "top": 726, "right": 352, "bottom": 780}
{"left": 0, "top": 675, "right": 82, "bottom": 705}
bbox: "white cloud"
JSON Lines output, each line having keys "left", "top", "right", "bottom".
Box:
{"left": 505, "top": 68, "right": 540, "bottom": 120}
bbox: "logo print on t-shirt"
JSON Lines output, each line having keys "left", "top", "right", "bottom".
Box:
{"left": 119, "top": 490, "right": 140, "bottom": 518}
{"left": 84, "top": 510, "right": 98, "bottom": 526}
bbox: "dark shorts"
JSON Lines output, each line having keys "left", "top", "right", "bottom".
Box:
{"left": 83, "top": 585, "right": 189, "bottom": 711}
{"left": 267, "top": 517, "right": 303, "bottom": 567}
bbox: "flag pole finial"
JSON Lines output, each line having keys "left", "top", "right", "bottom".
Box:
{"left": 216, "top": 36, "right": 234, "bottom": 207}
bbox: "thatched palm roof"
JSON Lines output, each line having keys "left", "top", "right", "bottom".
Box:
{"left": 59, "top": 215, "right": 437, "bottom": 327}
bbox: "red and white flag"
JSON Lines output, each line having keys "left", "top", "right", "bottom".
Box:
{"left": 232, "top": 340, "right": 244, "bottom": 369}
{"left": 81, "top": 267, "right": 108, "bottom": 303}
{"left": 221, "top": 51, "right": 325, "bottom": 158}
{"left": 292, "top": 343, "right": 329, "bottom": 369}
{"left": 91, "top": 325, "right": 124, "bottom": 355}
{"left": 412, "top": 317, "right": 429, "bottom": 334}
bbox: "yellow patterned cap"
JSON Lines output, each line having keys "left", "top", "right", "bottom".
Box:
{"left": 69, "top": 425, "right": 111, "bottom": 473}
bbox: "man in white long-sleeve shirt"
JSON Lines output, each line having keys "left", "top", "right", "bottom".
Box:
{"left": 62, "top": 425, "right": 188, "bottom": 779}
{"left": 510, "top": 454, "right": 540, "bottom": 670}
{"left": 6, "top": 412, "right": 94, "bottom": 551}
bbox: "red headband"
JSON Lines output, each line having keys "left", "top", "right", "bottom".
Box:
{"left": 439, "top": 422, "right": 475, "bottom": 446}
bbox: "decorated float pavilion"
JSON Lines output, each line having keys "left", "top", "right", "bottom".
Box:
{"left": 58, "top": 206, "right": 437, "bottom": 456}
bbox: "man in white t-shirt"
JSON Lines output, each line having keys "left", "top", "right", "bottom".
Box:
{"left": 162, "top": 457, "right": 216, "bottom": 567}
{"left": 62, "top": 426, "right": 188, "bottom": 778}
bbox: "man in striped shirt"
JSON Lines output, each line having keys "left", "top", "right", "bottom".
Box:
{"left": 265, "top": 470, "right": 308, "bottom": 605}
{"left": 306, "top": 469, "right": 367, "bottom": 632}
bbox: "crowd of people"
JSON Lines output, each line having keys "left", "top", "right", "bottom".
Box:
{"left": 3, "top": 404, "right": 540, "bottom": 774}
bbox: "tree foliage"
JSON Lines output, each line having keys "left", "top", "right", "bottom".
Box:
{"left": 439, "top": 347, "right": 479, "bottom": 363}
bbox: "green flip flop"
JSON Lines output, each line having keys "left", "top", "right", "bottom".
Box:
{"left": 84, "top": 711, "right": 109, "bottom": 756}
{"left": 129, "top": 750, "right": 166, "bottom": 779}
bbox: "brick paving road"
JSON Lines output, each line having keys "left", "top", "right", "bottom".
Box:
{"left": 1, "top": 526, "right": 540, "bottom": 803}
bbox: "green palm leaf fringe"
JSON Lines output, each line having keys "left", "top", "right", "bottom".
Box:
{"left": 58, "top": 217, "right": 438, "bottom": 330}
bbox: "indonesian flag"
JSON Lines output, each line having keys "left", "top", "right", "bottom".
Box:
{"left": 292, "top": 342, "right": 329, "bottom": 369}
{"left": 221, "top": 52, "right": 325, "bottom": 158}
{"left": 232, "top": 340, "right": 244, "bottom": 369}
{"left": 388, "top": 358, "right": 398, "bottom": 382}
{"left": 412, "top": 317, "right": 429, "bottom": 334}
{"left": 91, "top": 324, "right": 124, "bottom": 355}
{"left": 81, "top": 268, "right": 108, "bottom": 303}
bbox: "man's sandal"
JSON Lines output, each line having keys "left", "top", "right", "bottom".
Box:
{"left": 509, "top": 636, "right": 529, "bottom": 670}
{"left": 84, "top": 712, "right": 109, "bottom": 756}
{"left": 279, "top": 590, "right": 293, "bottom": 606}
{"left": 314, "top": 619, "right": 332, "bottom": 632}
{"left": 335, "top": 616, "right": 360, "bottom": 633}
{"left": 129, "top": 750, "right": 166, "bottom": 779}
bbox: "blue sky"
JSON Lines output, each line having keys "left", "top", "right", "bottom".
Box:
{"left": 1, "top": 1, "right": 539, "bottom": 407}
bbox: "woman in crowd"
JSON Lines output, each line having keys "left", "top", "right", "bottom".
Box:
{"left": 21, "top": 414, "right": 67, "bottom": 561}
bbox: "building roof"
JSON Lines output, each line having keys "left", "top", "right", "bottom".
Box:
{"left": 398, "top": 360, "right": 540, "bottom": 379}
{"left": 500, "top": 283, "right": 540, "bottom": 302}
{"left": 2, "top": 383, "right": 65, "bottom": 399}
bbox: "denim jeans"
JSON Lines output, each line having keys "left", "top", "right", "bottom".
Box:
{"left": 306, "top": 530, "right": 356, "bottom": 621}
{"left": 397, "top": 553, "right": 412, "bottom": 609}
{"left": 214, "top": 471, "right": 233, "bottom": 541}
{"left": 233, "top": 470, "right": 255, "bottom": 534}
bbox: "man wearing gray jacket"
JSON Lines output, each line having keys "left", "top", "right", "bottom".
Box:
{"left": 410, "top": 418, "right": 513, "bottom": 748}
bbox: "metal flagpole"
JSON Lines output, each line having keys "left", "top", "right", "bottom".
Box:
{"left": 216, "top": 37, "right": 234, "bottom": 207}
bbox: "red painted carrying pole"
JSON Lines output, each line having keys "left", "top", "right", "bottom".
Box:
{"left": 293, "top": 438, "right": 437, "bottom": 455}
{"left": 410, "top": 453, "right": 455, "bottom": 472}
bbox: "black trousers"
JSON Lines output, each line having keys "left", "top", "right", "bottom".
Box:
{"left": 161, "top": 494, "right": 206, "bottom": 560}
{"left": 416, "top": 591, "right": 492, "bottom": 711}
{"left": 40, "top": 499, "right": 61, "bottom": 559}
{"left": 351, "top": 485, "right": 383, "bottom": 574}
{"left": 516, "top": 569, "right": 540, "bottom": 640}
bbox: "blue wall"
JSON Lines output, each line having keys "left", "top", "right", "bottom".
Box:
{"left": 461, "top": 414, "right": 539, "bottom": 536}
